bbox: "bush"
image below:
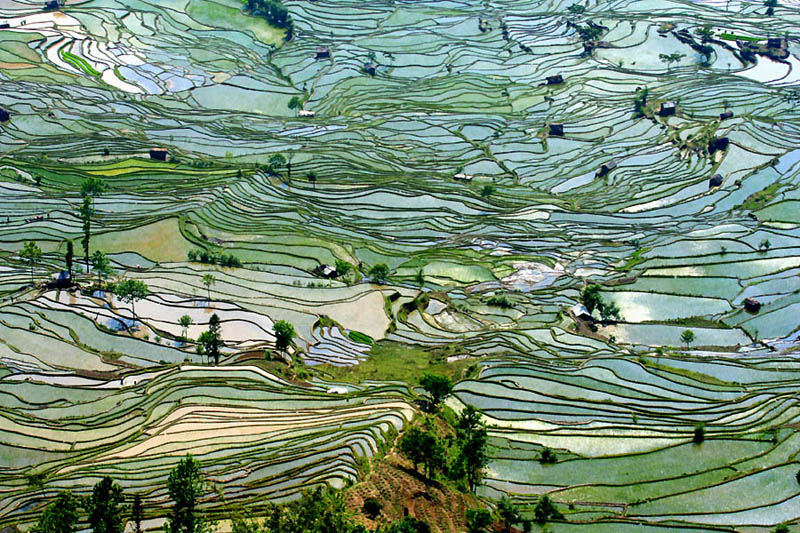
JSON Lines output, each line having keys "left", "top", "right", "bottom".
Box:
{"left": 362, "top": 497, "right": 383, "bottom": 520}
{"left": 534, "top": 495, "right": 563, "bottom": 523}
{"left": 487, "top": 294, "right": 512, "bottom": 308}
{"left": 539, "top": 447, "right": 557, "bottom": 464}
{"left": 693, "top": 423, "right": 705, "bottom": 444}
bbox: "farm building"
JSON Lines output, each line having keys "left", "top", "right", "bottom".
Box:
{"left": 315, "top": 46, "right": 331, "bottom": 59}
{"left": 720, "top": 110, "right": 734, "bottom": 120}
{"left": 298, "top": 110, "right": 315, "bottom": 117}
{"left": 0, "top": 23, "right": 10, "bottom": 29}
{"left": 0, "top": 108, "right": 9, "bottom": 122}
{"left": 46, "top": 271, "right": 72, "bottom": 290}
{"left": 453, "top": 173, "right": 473, "bottom": 182}
{"left": 546, "top": 74, "right": 564, "bottom": 85}
{"left": 43, "top": 0, "right": 59, "bottom": 10}
{"left": 744, "top": 297, "right": 761, "bottom": 312}
{"left": 571, "top": 303, "right": 593, "bottom": 321}
{"left": 149, "top": 148, "right": 168, "bottom": 161}
{"left": 549, "top": 123, "right": 564, "bottom": 136}
{"left": 659, "top": 102, "right": 676, "bottom": 116}
{"left": 709, "top": 174, "right": 723, "bottom": 187}
{"left": 319, "top": 264, "right": 337, "bottom": 278}
{"left": 597, "top": 160, "right": 617, "bottom": 176}
{"left": 363, "top": 62, "right": 376, "bottom": 76}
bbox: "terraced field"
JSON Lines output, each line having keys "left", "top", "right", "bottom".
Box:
{"left": 2, "top": 0, "right": 800, "bottom": 530}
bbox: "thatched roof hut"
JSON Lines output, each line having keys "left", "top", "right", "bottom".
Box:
{"left": 709, "top": 173, "right": 723, "bottom": 188}
{"left": 549, "top": 123, "right": 564, "bottom": 136}
{"left": 149, "top": 148, "right": 168, "bottom": 161}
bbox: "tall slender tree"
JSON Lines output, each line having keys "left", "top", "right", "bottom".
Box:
{"left": 80, "top": 195, "right": 93, "bottom": 273}
{"left": 32, "top": 491, "right": 80, "bottom": 533}
{"left": 166, "top": 455, "right": 208, "bottom": 533}
{"left": 20, "top": 241, "right": 42, "bottom": 285}
{"left": 65, "top": 240, "right": 74, "bottom": 277}
{"left": 131, "top": 494, "right": 144, "bottom": 533}
{"left": 86, "top": 476, "right": 126, "bottom": 533}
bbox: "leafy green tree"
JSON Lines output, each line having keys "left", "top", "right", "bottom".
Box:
{"left": 773, "top": 524, "right": 790, "bottom": 533}
{"left": 465, "top": 508, "right": 492, "bottom": 533}
{"left": 693, "top": 422, "right": 705, "bottom": 444}
{"left": 419, "top": 373, "right": 453, "bottom": 411}
{"left": 91, "top": 251, "right": 114, "bottom": 287}
{"left": 765, "top": 0, "right": 778, "bottom": 15}
{"left": 202, "top": 274, "right": 215, "bottom": 302}
{"left": 20, "top": 241, "right": 42, "bottom": 284}
{"left": 369, "top": 263, "right": 390, "bottom": 284}
{"left": 273, "top": 320, "right": 295, "bottom": 354}
{"left": 334, "top": 259, "right": 352, "bottom": 279}
{"left": 307, "top": 171, "right": 317, "bottom": 188}
{"left": 166, "top": 455, "right": 209, "bottom": 533}
{"left": 533, "top": 495, "right": 563, "bottom": 523}
{"left": 179, "top": 315, "right": 193, "bottom": 341}
{"left": 497, "top": 497, "right": 520, "bottom": 533}
{"left": 86, "top": 476, "right": 126, "bottom": 533}
{"left": 288, "top": 95, "right": 302, "bottom": 110}
{"left": 581, "top": 283, "right": 603, "bottom": 314}
{"left": 456, "top": 405, "right": 489, "bottom": 491}
{"left": 695, "top": 24, "right": 714, "bottom": 42}
{"left": 566, "top": 3, "right": 586, "bottom": 14}
{"left": 362, "top": 497, "right": 383, "bottom": 520}
{"left": 197, "top": 313, "right": 222, "bottom": 364}
{"left": 600, "top": 300, "right": 621, "bottom": 323}
{"left": 680, "top": 329, "right": 695, "bottom": 349}
{"left": 633, "top": 86, "right": 649, "bottom": 117}
{"left": 659, "top": 52, "right": 686, "bottom": 71}
{"left": 80, "top": 195, "right": 93, "bottom": 273}
{"left": 399, "top": 427, "right": 444, "bottom": 479}
{"left": 131, "top": 494, "right": 144, "bottom": 533}
{"left": 480, "top": 184, "right": 495, "bottom": 197}
{"left": 32, "top": 492, "right": 81, "bottom": 533}
{"left": 81, "top": 177, "right": 107, "bottom": 199}
{"left": 114, "top": 279, "right": 149, "bottom": 326}
{"left": 267, "top": 153, "right": 286, "bottom": 174}
{"left": 66, "top": 240, "right": 74, "bottom": 277}
{"left": 575, "top": 24, "right": 603, "bottom": 42}
{"left": 382, "top": 517, "right": 430, "bottom": 533}
{"left": 414, "top": 268, "right": 425, "bottom": 286}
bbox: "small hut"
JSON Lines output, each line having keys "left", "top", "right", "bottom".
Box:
{"left": 709, "top": 173, "right": 723, "bottom": 188}
{"left": 43, "top": 0, "right": 59, "bottom": 10}
{"left": 315, "top": 46, "right": 331, "bottom": 59}
{"left": 597, "top": 160, "right": 617, "bottom": 177}
{"left": 0, "top": 23, "right": 10, "bottom": 29}
{"left": 720, "top": 110, "right": 734, "bottom": 120}
{"left": 744, "top": 297, "right": 761, "bottom": 312}
{"left": 546, "top": 74, "right": 564, "bottom": 85}
{"left": 659, "top": 102, "right": 676, "bottom": 116}
{"left": 571, "top": 303, "right": 593, "bottom": 321}
{"left": 453, "top": 173, "right": 473, "bottom": 182}
{"left": 363, "top": 62, "right": 376, "bottom": 76}
{"left": 0, "top": 108, "right": 9, "bottom": 123}
{"left": 46, "top": 271, "right": 72, "bottom": 290}
{"left": 549, "top": 123, "right": 564, "bottom": 136}
{"left": 298, "top": 110, "right": 315, "bottom": 117}
{"left": 149, "top": 148, "right": 168, "bottom": 161}
{"left": 708, "top": 137, "right": 729, "bottom": 154}
{"left": 319, "top": 264, "right": 337, "bottom": 279}
{"left": 767, "top": 37, "right": 787, "bottom": 49}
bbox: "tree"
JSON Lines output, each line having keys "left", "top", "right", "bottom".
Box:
{"left": 419, "top": 373, "right": 453, "bottom": 411}
{"left": 600, "top": 300, "right": 621, "bottom": 323}
{"left": 566, "top": 3, "right": 586, "bottom": 14}
{"left": 334, "top": 259, "right": 352, "bottom": 279}
{"left": 533, "top": 495, "right": 563, "bottom": 523}
{"left": 273, "top": 320, "right": 295, "bottom": 354}
{"left": 179, "top": 315, "right": 193, "bottom": 342}
{"left": 480, "top": 184, "right": 495, "bottom": 198}
{"left": 197, "top": 314, "right": 222, "bottom": 365}
{"left": 362, "top": 497, "right": 383, "bottom": 520}
{"left": 267, "top": 153, "right": 286, "bottom": 175}
{"left": 465, "top": 508, "right": 492, "bottom": 533}
{"left": 91, "top": 251, "right": 114, "bottom": 287}
{"left": 773, "top": 524, "right": 790, "bottom": 533}
{"left": 575, "top": 24, "right": 603, "bottom": 42}
{"left": 633, "top": 86, "right": 649, "bottom": 117}
{"left": 202, "top": 274, "right": 215, "bottom": 302}
{"left": 680, "top": 329, "right": 695, "bottom": 349}
{"left": 80, "top": 195, "right": 93, "bottom": 273}
{"left": 698, "top": 44, "right": 714, "bottom": 66}
{"left": 131, "top": 494, "right": 144, "bottom": 533}
{"left": 456, "top": 405, "right": 489, "bottom": 491}
{"left": 369, "top": 263, "right": 390, "bottom": 284}
{"left": 66, "top": 240, "right": 74, "bottom": 277}
{"left": 288, "top": 95, "right": 302, "bottom": 110}
{"left": 659, "top": 52, "right": 686, "bottom": 71}
{"left": 693, "top": 422, "right": 705, "bottom": 444}
{"left": 114, "top": 279, "right": 149, "bottom": 327}
{"left": 695, "top": 24, "right": 714, "bottom": 42}
{"left": 581, "top": 283, "right": 603, "bottom": 314}
{"left": 86, "top": 476, "right": 126, "bottom": 533}
{"left": 80, "top": 177, "right": 105, "bottom": 273}
{"left": 32, "top": 491, "right": 81, "bottom": 533}
{"left": 765, "top": 0, "right": 778, "bottom": 15}
{"left": 20, "top": 241, "right": 42, "bottom": 284}
{"left": 307, "top": 171, "right": 317, "bottom": 188}
{"left": 414, "top": 268, "right": 424, "bottom": 286}
{"left": 398, "top": 427, "right": 444, "bottom": 479}
{"left": 383, "top": 518, "right": 431, "bottom": 533}
{"left": 166, "top": 455, "right": 209, "bottom": 533}
{"left": 497, "top": 497, "right": 520, "bottom": 533}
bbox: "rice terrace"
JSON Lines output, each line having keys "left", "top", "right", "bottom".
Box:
{"left": 1, "top": 0, "right": 800, "bottom": 530}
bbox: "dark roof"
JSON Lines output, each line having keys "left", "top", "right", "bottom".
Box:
{"left": 709, "top": 173, "right": 723, "bottom": 187}
{"left": 767, "top": 37, "right": 787, "bottom": 49}
{"left": 720, "top": 110, "right": 734, "bottom": 120}
{"left": 546, "top": 74, "right": 564, "bottom": 85}
{"left": 549, "top": 123, "right": 564, "bottom": 136}
{"left": 0, "top": 108, "right": 9, "bottom": 122}
{"left": 364, "top": 62, "right": 376, "bottom": 74}
{"left": 709, "top": 137, "right": 729, "bottom": 153}
{"left": 744, "top": 297, "right": 761, "bottom": 311}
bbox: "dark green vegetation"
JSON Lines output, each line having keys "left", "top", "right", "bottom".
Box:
{"left": 1, "top": 0, "right": 800, "bottom": 531}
